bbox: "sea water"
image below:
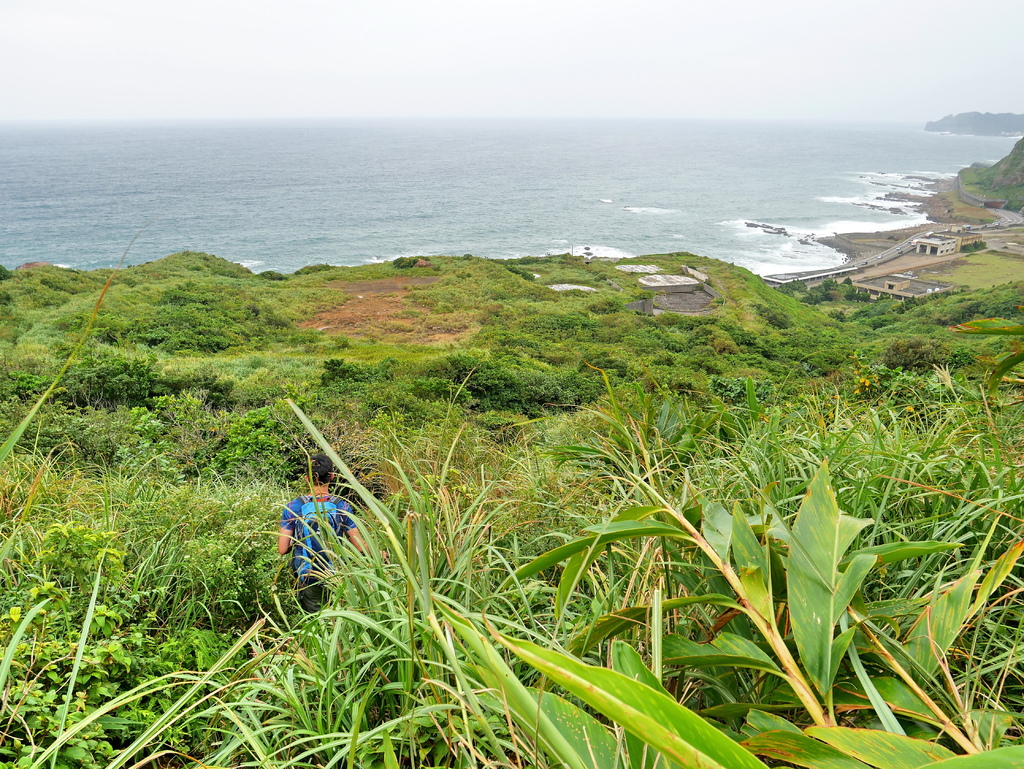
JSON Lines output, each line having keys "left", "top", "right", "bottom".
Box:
{"left": 0, "top": 119, "right": 1016, "bottom": 275}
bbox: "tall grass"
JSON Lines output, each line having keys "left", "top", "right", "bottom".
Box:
{"left": 4, "top": 379, "right": 1024, "bottom": 767}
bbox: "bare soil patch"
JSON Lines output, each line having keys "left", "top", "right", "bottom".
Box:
{"left": 302, "top": 275, "right": 473, "bottom": 344}
{"left": 322, "top": 276, "right": 441, "bottom": 294}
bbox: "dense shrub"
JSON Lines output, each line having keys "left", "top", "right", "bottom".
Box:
{"left": 427, "top": 353, "right": 602, "bottom": 416}
{"left": 257, "top": 270, "right": 287, "bottom": 280}
{"left": 879, "top": 335, "right": 949, "bottom": 372}
{"left": 294, "top": 263, "right": 336, "bottom": 275}
{"left": 321, "top": 358, "right": 395, "bottom": 386}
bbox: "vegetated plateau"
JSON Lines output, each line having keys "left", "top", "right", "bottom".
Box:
{"left": 3, "top": 247, "right": 1024, "bottom": 768}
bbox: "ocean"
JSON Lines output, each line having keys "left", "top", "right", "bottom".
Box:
{"left": 0, "top": 120, "right": 1017, "bottom": 276}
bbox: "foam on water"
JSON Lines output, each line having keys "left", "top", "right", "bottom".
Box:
{"left": 561, "top": 244, "right": 638, "bottom": 259}
{"left": 621, "top": 206, "right": 680, "bottom": 215}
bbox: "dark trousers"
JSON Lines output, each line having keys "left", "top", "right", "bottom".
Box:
{"left": 295, "top": 575, "right": 328, "bottom": 613}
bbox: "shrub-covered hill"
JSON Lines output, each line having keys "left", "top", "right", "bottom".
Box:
{"left": 970, "top": 136, "right": 1024, "bottom": 210}
{"left": 1, "top": 247, "right": 1015, "bottom": 474}
{"left": 2, "top": 249, "right": 852, "bottom": 388}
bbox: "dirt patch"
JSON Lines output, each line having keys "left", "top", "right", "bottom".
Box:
{"left": 322, "top": 276, "right": 440, "bottom": 293}
{"left": 302, "top": 275, "right": 473, "bottom": 344}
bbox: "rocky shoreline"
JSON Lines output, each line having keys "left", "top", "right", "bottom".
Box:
{"left": 813, "top": 177, "right": 964, "bottom": 263}
{"left": 739, "top": 178, "right": 968, "bottom": 266}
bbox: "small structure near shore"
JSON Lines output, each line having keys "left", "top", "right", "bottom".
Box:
{"left": 852, "top": 273, "right": 955, "bottom": 301}
{"left": 761, "top": 264, "right": 859, "bottom": 288}
{"left": 914, "top": 236, "right": 958, "bottom": 257}
{"left": 923, "top": 225, "right": 984, "bottom": 253}
{"left": 626, "top": 269, "right": 719, "bottom": 316}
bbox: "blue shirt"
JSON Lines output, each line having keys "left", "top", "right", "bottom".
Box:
{"left": 282, "top": 495, "right": 357, "bottom": 578}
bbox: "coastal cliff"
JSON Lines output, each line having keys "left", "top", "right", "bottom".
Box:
{"left": 985, "top": 137, "right": 1024, "bottom": 188}
{"left": 966, "top": 137, "right": 1024, "bottom": 210}
{"left": 925, "top": 112, "right": 1024, "bottom": 136}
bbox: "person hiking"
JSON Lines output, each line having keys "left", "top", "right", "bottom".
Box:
{"left": 278, "top": 453, "right": 367, "bottom": 612}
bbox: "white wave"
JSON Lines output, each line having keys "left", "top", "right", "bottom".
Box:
{"left": 729, "top": 239, "right": 847, "bottom": 276}
{"left": 600, "top": 199, "right": 613, "bottom": 203}
{"left": 238, "top": 260, "right": 264, "bottom": 269}
{"left": 622, "top": 206, "right": 680, "bottom": 215}
{"left": 814, "top": 215, "right": 931, "bottom": 234}
{"left": 908, "top": 170, "right": 956, "bottom": 179}
{"left": 553, "top": 244, "right": 637, "bottom": 259}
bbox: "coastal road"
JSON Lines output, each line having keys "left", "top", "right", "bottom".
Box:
{"left": 993, "top": 208, "right": 1024, "bottom": 226}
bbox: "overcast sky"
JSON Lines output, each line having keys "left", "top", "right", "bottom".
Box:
{"left": 1, "top": 0, "right": 1020, "bottom": 122}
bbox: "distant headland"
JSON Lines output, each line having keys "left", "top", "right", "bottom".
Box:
{"left": 925, "top": 112, "right": 1024, "bottom": 137}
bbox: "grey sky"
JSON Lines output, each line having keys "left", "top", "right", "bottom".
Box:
{"left": 1, "top": 0, "right": 1020, "bottom": 122}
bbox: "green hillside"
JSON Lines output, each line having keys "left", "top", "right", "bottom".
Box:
{"left": 962, "top": 136, "right": 1024, "bottom": 209}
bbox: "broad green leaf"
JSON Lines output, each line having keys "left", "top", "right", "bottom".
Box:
{"left": 702, "top": 501, "right": 733, "bottom": 561}
{"left": 612, "top": 641, "right": 664, "bottom": 769}
{"left": 806, "top": 726, "right": 956, "bottom": 768}
{"left": 745, "top": 710, "right": 802, "bottom": 735}
{"left": 919, "top": 745, "right": 1024, "bottom": 768}
{"left": 968, "top": 709, "right": 1014, "bottom": 750}
{"left": 530, "top": 689, "right": 619, "bottom": 769}
{"left": 969, "top": 539, "right": 1024, "bottom": 619}
{"left": 827, "top": 625, "right": 857, "bottom": 691}
{"left": 951, "top": 316, "right": 1024, "bottom": 335}
{"left": 612, "top": 506, "right": 667, "bottom": 522}
{"left": 582, "top": 519, "right": 687, "bottom": 537}
{"left": 788, "top": 462, "right": 871, "bottom": 694}
{"left": 732, "top": 504, "right": 772, "bottom": 618}
{"left": 904, "top": 571, "right": 979, "bottom": 679}
{"left": 742, "top": 730, "right": 871, "bottom": 769}
{"left": 842, "top": 542, "right": 961, "bottom": 568}
{"left": 662, "top": 632, "right": 784, "bottom": 677}
{"left": 611, "top": 640, "right": 670, "bottom": 696}
{"left": 381, "top": 730, "right": 400, "bottom": 769}
{"left": 835, "top": 555, "right": 876, "bottom": 623}
{"left": 988, "top": 349, "right": 1024, "bottom": 394}
{"left": 568, "top": 595, "right": 740, "bottom": 656}
{"left": 557, "top": 551, "right": 590, "bottom": 617}
{"left": 498, "top": 633, "right": 769, "bottom": 769}
{"left": 514, "top": 520, "right": 691, "bottom": 580}
{"left": 872, "top": 678, "right": 936, "bottom": 723}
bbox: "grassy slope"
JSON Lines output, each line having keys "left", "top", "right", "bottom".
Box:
{"left": 962, "top": 137, "right": 1024, "bottom": 209}
{"left": 920, "top": 250, "right": 1024, "bottom": 290}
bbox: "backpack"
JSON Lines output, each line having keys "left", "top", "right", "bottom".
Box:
{"left": 292, "top": 495, "right": 351, "bottom": 580}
